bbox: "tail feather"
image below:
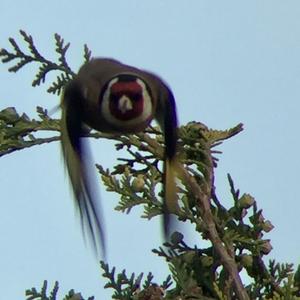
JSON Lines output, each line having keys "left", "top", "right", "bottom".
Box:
{"left": 163, "top": 157, "right": 179, "bottom": 239}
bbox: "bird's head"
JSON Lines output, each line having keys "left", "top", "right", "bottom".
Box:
{"left": 100, "top": 74, "right": 153, "bottom": 131}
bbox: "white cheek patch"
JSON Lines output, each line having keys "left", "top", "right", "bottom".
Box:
{"left": 101, "top": 77, "right": 118, "bottom": 123}
{"left": 101, "top": 76, "right": 153, "bottom": 129}
{"left": 136, "top": 78, "right": 152, "bottom": 124}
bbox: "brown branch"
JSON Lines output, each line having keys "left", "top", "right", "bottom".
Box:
{"left": 0, "top": 136, "right": 60, "bottom": 157}
{"left": 178, "top": 165, "right": 249, "bottom": 300}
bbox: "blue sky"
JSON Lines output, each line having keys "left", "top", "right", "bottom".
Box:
{"left": 0, "top": 1, "right": 300, "bottom": 299}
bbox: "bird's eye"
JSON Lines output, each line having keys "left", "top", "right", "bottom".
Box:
{"left": 110, "top": 93, "right": 119, "bottom": 102}
{"left": 130, "top": 93, "right": 141, "bottom": 102}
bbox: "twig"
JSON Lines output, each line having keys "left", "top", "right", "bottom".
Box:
{"left": 0, "top": 136, "right": 60, "bottom": 157}
{"left": 178, "top": 165, "right": 250, "bottom": 300}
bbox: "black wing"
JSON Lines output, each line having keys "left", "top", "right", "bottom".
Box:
{"left": 61, "top": 80, "right": 106, "bottom": 257}
{"left": 156, "top": 83, "right": 179, "bottom": 239}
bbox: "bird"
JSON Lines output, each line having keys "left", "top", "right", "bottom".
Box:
{"left": 60, "top": 58, "right": 179, "bottom": 257}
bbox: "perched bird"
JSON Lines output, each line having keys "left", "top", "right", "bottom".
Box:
{"left": 60, "top": 58, "right": 178, "bottom": 257}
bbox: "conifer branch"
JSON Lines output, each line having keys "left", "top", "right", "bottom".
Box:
{"left": 1, "top": 31, "right": 300, "bottom": 299}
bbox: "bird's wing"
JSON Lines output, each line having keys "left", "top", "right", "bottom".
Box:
{"left": 155, "top": 81, "right": 179, "bottom": 238}
{"left": 61, "top": 80, "right": 106, "bottom": 257}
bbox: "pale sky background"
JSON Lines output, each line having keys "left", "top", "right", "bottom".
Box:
{"left": 0, "top": 1, "right": 300, "bottom": 299}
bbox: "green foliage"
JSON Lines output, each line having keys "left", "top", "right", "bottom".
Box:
{"left": 25, "top": 280, "right": 94, "bottom": 300}
{"left": 0, "top": 106, "right": 60, "bottom": 157}
{"left": 1, "top": 30, "right": 299, "bottom": 300}
{"left": 0, "top": 30, "right": 91, "bottom": 95}
{"left": 100, "top": 261, "right": 172, "bottom": 300}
